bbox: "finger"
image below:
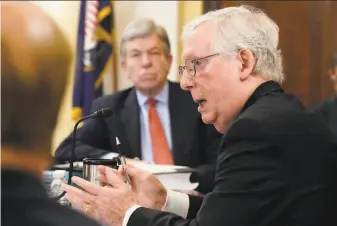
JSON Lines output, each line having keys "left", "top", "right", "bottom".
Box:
{"left": 104, "top": 167, "right": 129, "bottom": 188}
{"left": 97, "top": 165, "right": 107, "bottom": 175}
{"left": 98, "top": 165, "right": 119, "bottom": 178}
{"left": 124, "top": 164, "right": 148, "bottom": 178}
{"left": 97, "top": 165, "right": 118, "bottom": 176}
{"left": 71, "top": 176, "right": 102, "bottom": 196}
{"left": 98, "top": 174, "right": 109, "bottom": 184}
{"left": 65, "top": 193, "right": 86, "bottom": 211}
{"left": 98, "top": 165, "right": 126, "bottom": 184}
{"left": 62, "top": 183, "right": 95, "bottom": 203}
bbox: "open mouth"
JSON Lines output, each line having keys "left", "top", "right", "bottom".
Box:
{"left": 196, "top": 99, "right": 207, "bottom": 107}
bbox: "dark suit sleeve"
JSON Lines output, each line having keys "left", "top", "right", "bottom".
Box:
{"left": 54, "top": 99, "right": 114, "bottom": 163}
{"left": 127, "top": 118, "right": 280, "bottom": 226}
{"left": 312, "top": 99, "right": 330, "bottom": 122}
{"left": 191, "top": 125, "right": 222, "bottom": 194}
{"left": 186, "top": 195, "right": 204, "bottom": 219}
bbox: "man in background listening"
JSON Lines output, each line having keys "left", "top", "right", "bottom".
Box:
{"left": 313, "top": 53, "right": 337, "bottom": 135}
{"left": 55, "top": 18, "right": 222, "bottom": 194}
{"left": 1, "top": 2, "right": 102, "bottom": 226}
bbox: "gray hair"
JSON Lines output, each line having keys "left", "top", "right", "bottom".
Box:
{"left": 120, "top": 18, "right": 171, "bottom": 58}
{"left": 182, "top": 5, "right": 284, "bottom": 83}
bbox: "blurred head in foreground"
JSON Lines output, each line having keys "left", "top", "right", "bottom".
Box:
{"left": 1, "top": 2, "right": 72, "bottom": 176}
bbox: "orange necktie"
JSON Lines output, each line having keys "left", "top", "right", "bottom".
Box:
{"left": 147, "top": 97, "right": 174, "bottom": 165}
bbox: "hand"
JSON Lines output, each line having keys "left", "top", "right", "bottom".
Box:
{"left": 103, "top": 164, "right": 167, "bottom": 210}
{"left": 175, "top": 189, "right": 205, "bottom": 197}
{"left": 62, "top": 168, "right": 137, "bottom": 226}
{"left": 124, "top": 157, "right": 147, "bottom": 165}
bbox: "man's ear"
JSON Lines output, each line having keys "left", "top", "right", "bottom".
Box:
{"left": 238, "top": 49, "right": 256, "bottom": 81}
{"left": 121, "top": 59, "right": 131, "bottom": 79}
{"left": 165, "top": 54, "right": 173, "bottom": 71}
{"left": 121, "top": 58, "right": 126, "bottom": 71}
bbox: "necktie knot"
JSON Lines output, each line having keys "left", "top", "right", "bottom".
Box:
{"left": 147, "top": 97, "right": 157, "bottom": 107}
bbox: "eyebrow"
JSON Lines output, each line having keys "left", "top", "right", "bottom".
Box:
{"left": 181, "top": 53, "right": 193, "bottom": 62}
{"left": 181, "top": 54, "right": 203, "bottom": 62}
{"left": 129, "top": 47, "right": 161, "bottom": 53}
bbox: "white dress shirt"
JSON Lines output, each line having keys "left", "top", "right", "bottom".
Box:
{"left": 122, "top": 190, "right": 190, "bottom": 226}
{"left": 102, "top": 82, "right": 172, "bottom": 162}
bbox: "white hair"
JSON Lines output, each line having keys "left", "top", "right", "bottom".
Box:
{"left": 120, "top": 18, "right": 171, "bottom": 58}
{"left": 182, "top": 5, "right": 284, "bottom": 83}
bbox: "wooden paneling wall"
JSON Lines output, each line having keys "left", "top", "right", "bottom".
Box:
{"left": 204, "top": 1, "right": 337, "bottom": 107}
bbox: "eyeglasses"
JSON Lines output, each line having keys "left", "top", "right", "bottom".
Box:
{"left": 178, "top": 53, "right": 220, "bottom": 77}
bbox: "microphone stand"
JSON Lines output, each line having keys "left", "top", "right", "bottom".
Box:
{"left": 53, "top": 115, "right": 92, "bottom": 200}
{"left": 53, "top": 108, "right": 113, "bottom": 201}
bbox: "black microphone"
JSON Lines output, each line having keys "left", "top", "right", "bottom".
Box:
{"left": 92, "top": 108, "right": 113, "bottom": 118}
{"left": 53, "top": 108, "right": 113, "bottom": 200}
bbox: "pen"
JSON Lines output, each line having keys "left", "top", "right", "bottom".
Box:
{"left": 115, "top": 137, "right": 132, "bottom": 188}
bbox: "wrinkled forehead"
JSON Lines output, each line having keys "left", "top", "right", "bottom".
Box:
{"left": 181, "top": 22, "right": 216, "bottom": 61}
{"left": 124, "top": 34, "right": 164, "bottom": 53}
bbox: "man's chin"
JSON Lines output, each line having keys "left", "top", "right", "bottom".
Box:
{"left": 137, "top": 83, "right": 163, "bottom": 95}
{"left": 201, "top": 114, "right": 215, "bottom": 125}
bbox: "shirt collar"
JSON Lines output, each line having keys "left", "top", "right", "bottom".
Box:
{"left": 240, "top": 80, "right": 284, "bottom": 114}
{"left": 136, "top": 81, "right": 169, "bottom": 107}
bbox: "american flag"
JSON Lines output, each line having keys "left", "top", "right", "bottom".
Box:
{"left": 72, "top": 0, "right": 115, "bottom": 121}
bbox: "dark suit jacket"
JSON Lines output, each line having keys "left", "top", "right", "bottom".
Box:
{"left": 55, "top": 81, "right": 222, "bottom": 193}
{"left": 126, "top": 81, "right": 337, "bottom": 226}
{"left": 312, "top": 94, "right": 337, "bottom": 136}
{"left": 2, "top": 168, "right": 101, "bottom": 226}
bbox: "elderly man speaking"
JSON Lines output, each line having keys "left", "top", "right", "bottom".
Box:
{"left": 63, "top": 5, "right": 337, "bottom": 226}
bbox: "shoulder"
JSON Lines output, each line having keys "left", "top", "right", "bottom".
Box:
{"left": 3, "top": 198, "right": 101, "bottom": 226}
{"left": 92, "top": 87, "right": 134, "bottom": 110}
{"left": 224, "top": 91, "right": 308, "bottom": 145}
{"left": 239, "top": 91, "right": 307, "bottom": 132}
{"left": 168, "top": 81, "right": 196, "bottom": 106}
{"left": 321, "top": 94, "right": 337, "bottom": 105}
{"left": 312, "top": 94, "right": 337, "bottom": 112}
{"left": 169, "top": 81, "right": 190, "bottom": 96}
{"left": 231, "top": 91, "right": 334, "bottom": 143}
{"left": 223, "top": 117, "right": 270, "bottom": 153}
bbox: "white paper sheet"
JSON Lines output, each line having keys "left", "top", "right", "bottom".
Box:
{"left": 130, "top": 163, "right": 199, "bottom": 190}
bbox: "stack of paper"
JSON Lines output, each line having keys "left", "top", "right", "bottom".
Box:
{"left": 130, "top": 163, "right": 199, "bottom": 191}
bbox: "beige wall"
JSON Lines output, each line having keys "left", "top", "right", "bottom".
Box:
{"left": 177, "top": 1, "right": 203, "bottom": 67}
{"left": 30, "top": 1, "right": 203, "bottom": 153}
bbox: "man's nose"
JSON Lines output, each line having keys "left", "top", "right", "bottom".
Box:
{"left": 141, "top": 54, "right": 152, "bottom": 67}
{"left": 180, "top": 72, "right": 194, "bottom": 91}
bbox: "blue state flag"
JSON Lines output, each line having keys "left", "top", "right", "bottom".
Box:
{"left": 72, "top": 0, "right": 115, "bottom": 121}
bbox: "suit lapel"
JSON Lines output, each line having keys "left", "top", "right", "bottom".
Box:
{"left": 168, "top": 82, "right": 195, "bottom": 164}
{"left": 120, "top": 89, "right": 142, "bottom": 159}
